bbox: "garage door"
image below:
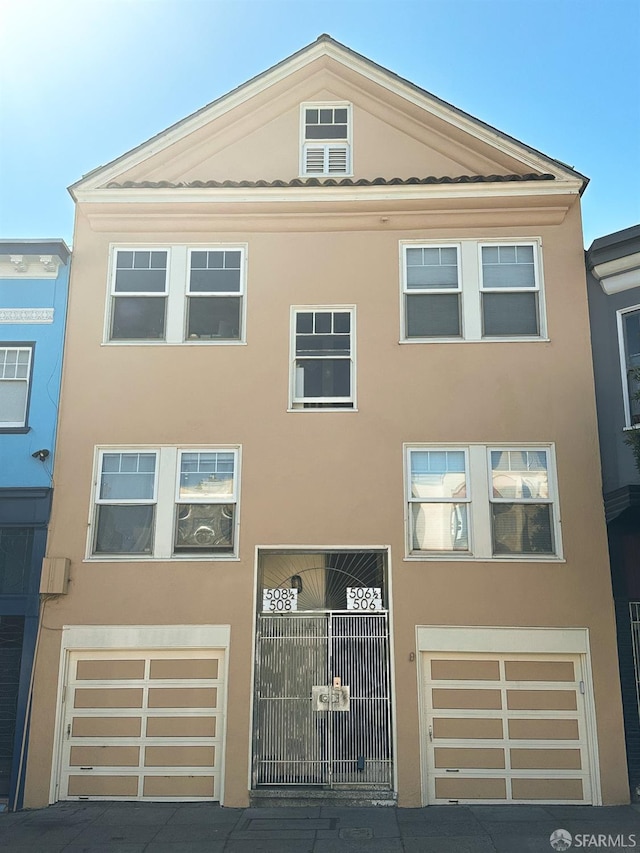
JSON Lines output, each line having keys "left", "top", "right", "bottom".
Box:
{"left": 58, "top": 649, "right": 225, "bottom": 801}
{"left": 422, "top": 652, "right": 592, "bottom": 804}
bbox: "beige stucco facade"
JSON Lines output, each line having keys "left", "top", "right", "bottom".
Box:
{"left": 24, "top": 37, "right": 628, "bottom": 809}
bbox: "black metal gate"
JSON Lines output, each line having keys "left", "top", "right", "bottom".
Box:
{"left": 252, "top": 611, "right": 392, "bottom": 789}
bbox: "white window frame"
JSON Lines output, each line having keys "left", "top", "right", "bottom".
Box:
{"left": 404, "top": 443, "right": 562, "bottom": 561}
{"left": 105, "top": 245, "right": 247, "bottom": 345}
{"left": 108, "top": 248, "right": 169, "bottom": 343}
{"left": 0, "top": 344, "right": 34, "bottom": 429}
{"left": 401, "top": 244, "right": 463, "bottom": 339}
{"left": 87, "top": 446, "right": 241, "bottom": 561}
{"left": 92, "top": 449, "right": 159, "bottom": 557}
{"left": 186, "top": 248, "right": 247, "bottom": 342}
{"left": 400, "top": 239, "right": 547, "bottom": 343}
{"left": 407, "top": 446, "right": 472, "bottom": 555}
{"left": 289, "top": 306, "right": 357, "bottom": 412}
{"left": 299, "top": 102, "right": 352, "bottom": 178}
{"left": 174, "top": 449, "right": 239, "bottom": 554}
{"left": 616, "top": 304, "right": 640, "bottom": 428}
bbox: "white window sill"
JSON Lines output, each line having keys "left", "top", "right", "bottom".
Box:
{"left": 84, "top": 555, "right": 241, "bottom": 563}
{"left": 398, "top": 337, "right": 551, "bottom": 345}
{"left": 622, "top": 424, "right": 640, "bottom": 431}
{"left": 403, "top": 555, "right": 565, "bottom": 563}
{"left": 102, "top": 340, "right": 247, "bottom": 347}
{"left": 287, "top": 407, "right": 359, "bottom": 413}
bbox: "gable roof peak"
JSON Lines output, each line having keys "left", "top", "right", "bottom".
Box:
{"left": 70, "top": 35, "right": 588, "bottom": 196}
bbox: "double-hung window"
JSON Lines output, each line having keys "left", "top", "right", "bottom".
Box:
{"left": 618, "top": 306, "right": 640, "bottom": 427}
{"left": 0, "top": 345, "right": 34, "bottom": 429}
{"left": 404, "top": 246, "right": 461, "bottom": 338}
{"left": 405, "top": 444, "right": 560, "bottom": 559}
{"left": 401, "top": 240, "right": 545, "bottom": 341}
{"left": 91, "top": 447, "right": 240, "bottom": 558}
{"left": 108, "top": 246, "right": 246, "bottom": 343}
{"left": 110, "top": 250, "right": 168, "bottom": 340}
{"left": 408, "top": 449, "right": 470, "bottom": 553}
{"left": 301, "top": 103, "right": 351, "bottom": 176}
{"left": 94, "top": 452, "right": 157, "bottom": 555}
{"left": 290, "top": 308, "right": 355, "bottom": 409}
{"left": 175, "top": 451, "right": 236, "bottom": 552}
{"left": 187, "top": 250, "right": 244, "bottom": 340}
{"left": 480, "top": 244, "right": 539, "bottom": 336}
{"left": 489, "top": 449, "right": 554, "bottom": 555}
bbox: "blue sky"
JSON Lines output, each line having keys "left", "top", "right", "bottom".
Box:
{"left": 0, "top": 0, "right": 638, "bottom": 247}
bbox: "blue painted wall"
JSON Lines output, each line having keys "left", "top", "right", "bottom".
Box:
{"left": 0, "top": 243, "right": 70, "bottom": 486}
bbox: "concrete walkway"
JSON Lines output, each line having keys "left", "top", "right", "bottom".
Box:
{"left": 1, "top": 801, "right": 639, "bottom": 852}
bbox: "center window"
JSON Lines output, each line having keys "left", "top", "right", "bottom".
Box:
{"left": 291, "top": 308, "right": 355, "bottom": 410}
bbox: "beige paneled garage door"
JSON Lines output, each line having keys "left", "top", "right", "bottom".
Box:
{"left": 59, "top": 649, "right": 225, "bottom": 801}
{"left": 422, "top": 652, "right": 592, "bottom": 804}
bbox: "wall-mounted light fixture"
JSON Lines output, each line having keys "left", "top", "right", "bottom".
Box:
{"left": 31, "top": 449, "right": 50, "bottom": 462}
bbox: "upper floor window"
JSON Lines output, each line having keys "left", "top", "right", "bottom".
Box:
{"left": 405, "top": 444, "right": 560, "bottom": 559}
{"left": 301, "top": 103, "right": 351, "bottom": 176}
{"left": 91, "top": 446, "right": 240, "bottom": 559}
{"left": 107, "top": 246, "right": 246, "bottom": 344}
{"left": 290, "top": 307, "right": 355, "bottom": 410}
{"left": 0, "top": 345, "right": 34, "bottom": 429}
{"left": 618, "top": 306, "right": 640, "bottom": 427}
{"left": 187, "top": 250, "right": 243, "bottom": 340}
{"left": 401, "top": 240, "right": 545, "bottom": 342}
{"left": 111, "top": 251, "right": 167, "bottom": 340}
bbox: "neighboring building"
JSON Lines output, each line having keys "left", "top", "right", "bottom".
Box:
{"left": 0, "top": 240, "right": 70, "bottom": 809}
{"left": 586, "top": 224, "right": 640, "bottom": 797}
{"left": 24, "top": 36, "right": 628, "bottom": 809}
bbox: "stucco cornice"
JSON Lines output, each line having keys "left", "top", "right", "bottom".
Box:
{"left": 74, "top": 178, "right": 582, "bottom": 207}
{"left": 81, "top": 202, "right": 575, "bottom": 235}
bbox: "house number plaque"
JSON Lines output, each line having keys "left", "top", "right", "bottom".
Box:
{"left": 346, "top": 587, "right": 382, "bottom": 611}
{"left": 262, "top": 588, "right": 297, "bottom": 612}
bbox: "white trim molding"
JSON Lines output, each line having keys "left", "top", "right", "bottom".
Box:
{"left": 592, "top": 252, "right": 640, "bottom": 295}
{"left": 0, "top": 308, "right": 54, "bottom": 324}
{"left": 59, "top": 623, "right": 231, "bottom": 649}
{"left": 416, "top": 625, "right": 589, "bottom": 654}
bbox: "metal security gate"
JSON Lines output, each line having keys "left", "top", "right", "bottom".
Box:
{"left": 252, "top": 611, "right": 392, "bottom": 789}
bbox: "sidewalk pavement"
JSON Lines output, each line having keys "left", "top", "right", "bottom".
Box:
{"left": 1, "top": 801, "right": 640, "bottom": 853}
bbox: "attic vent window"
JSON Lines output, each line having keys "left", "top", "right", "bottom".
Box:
{"left": 301, "top": 103, "right": 351, "bottom": 177}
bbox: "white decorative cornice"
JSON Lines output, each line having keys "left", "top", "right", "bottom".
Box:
{"left": 592, "top": 252, "right": 640, "bottom": 295}
{"left": 10, "top": 255, "right": 28, "bottom": 273}
{"left": 0, "top": 308, "right": 54, "bottom": 324}
{"left": 39, "top": 255, "right": 60, "bottom": 273}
